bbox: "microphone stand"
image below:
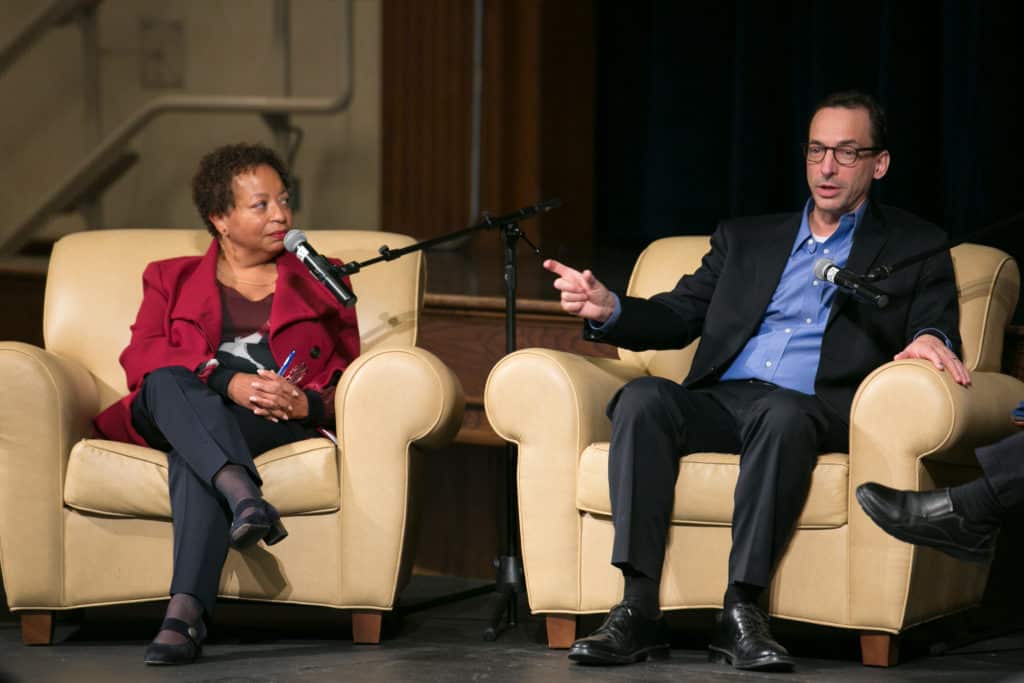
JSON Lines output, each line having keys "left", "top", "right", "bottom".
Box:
{"left": 863, "top": 208, "right": 1024, "bottom": 282}
{"left": 332, "top": 199, "right": 559, "bottom": 640}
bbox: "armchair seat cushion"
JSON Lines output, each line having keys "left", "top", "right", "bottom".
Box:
{"left": 64, "top": 438, "right": 340, "bottom": 518}
{"left": 576, "top": 443, "right": 849, "bottom": 528}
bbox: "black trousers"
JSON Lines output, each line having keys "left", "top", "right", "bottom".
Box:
{"left": 607, "top": 377, "right": 848, "bottom": 589}
{"left": 130, "top": 366, "right": 316, "bottom": 615}
{"left": 977, "top": 430, "right": 1024, "bottom": 510}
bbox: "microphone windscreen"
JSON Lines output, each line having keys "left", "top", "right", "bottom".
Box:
{"left": 812, "top": 258, "right": 834, "bottom": 281}
{"left": 283, "top": 229, "right": 306, "bottom": 253}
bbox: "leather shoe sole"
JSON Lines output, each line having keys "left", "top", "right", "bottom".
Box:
{"left": 709, "top": 644, "right": 794, "bottom": 671}
{"left": 568, "top": 641, "right": 669, "bottom": 665}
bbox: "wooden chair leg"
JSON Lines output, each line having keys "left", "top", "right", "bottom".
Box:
{"left": 351, "top": 611, "right": 382, "bottom": 644}
{"left": 860, "top": 632, "right": 899, "bottom": 667}
{"left": 546, "top": 614, "right": 577, "bottom": 649}
{"left": 20, "top": 611, "right": 55, "bottom": 645}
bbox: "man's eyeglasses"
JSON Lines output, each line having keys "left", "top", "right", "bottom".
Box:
{"left": 802, "top": 142, "right": 883, "bottom": 167}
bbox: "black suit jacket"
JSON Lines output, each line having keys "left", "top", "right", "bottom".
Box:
{"left": 586, "top": 201, "right": 961, "bottom": 423}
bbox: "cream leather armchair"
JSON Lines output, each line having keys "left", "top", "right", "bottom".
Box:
{"left": 485, "top": 238, "right": 1022, "bottom": 666}
{"left": 0, "top": 229, "right": 463, "bottom": 646}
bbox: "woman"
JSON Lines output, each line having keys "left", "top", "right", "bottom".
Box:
{"left": 93, "top": 143, "right": 360, "bottom": 665}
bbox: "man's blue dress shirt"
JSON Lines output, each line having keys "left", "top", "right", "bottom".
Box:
{"left": 718, "top": 199, "right": 862, "bottom": 394}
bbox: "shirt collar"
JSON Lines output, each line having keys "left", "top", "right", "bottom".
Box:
{"left": 792, "top": 197, "right": 867, "bottom": 255}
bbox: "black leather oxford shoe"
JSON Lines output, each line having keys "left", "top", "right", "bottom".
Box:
{"left": 856, "top": 482, "right": 998, "bottom": 563}
{"left": 567, "top": 602, "right": 669, "bottom": 665}
{"left": 709, "top": 602, "right": 794, "bottom": 672}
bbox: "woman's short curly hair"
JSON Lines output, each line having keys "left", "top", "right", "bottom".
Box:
{"left": 192, "top": 142, "right": 290, "bottom": 236}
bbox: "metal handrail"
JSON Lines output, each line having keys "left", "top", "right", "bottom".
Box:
{"left": 0, "top": 0, "right": 355, "bottom": 257}
{"left": 0, "top": 0, "right": 99, "bottom": 77}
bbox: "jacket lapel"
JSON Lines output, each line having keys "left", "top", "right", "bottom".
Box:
{"left": 826, "top": 200, "right": 889, "bottom": 329}
{"left": 746, "top": 213, "right": 802, "bottom": 326}
{"left": 169, "top": 239, "right": 222, "bottom": 352}
{"left": 268, "top": 252, "right": 334, "bottom": 333}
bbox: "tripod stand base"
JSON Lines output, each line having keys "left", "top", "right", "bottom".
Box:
{"left": 482, "top": 592, "right": 518, "bottom": 641}
{"left": 481, "top": 554, "right": 525, "bottom": 641}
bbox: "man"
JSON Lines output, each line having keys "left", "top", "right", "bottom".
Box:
{"left": 544, "top": 91, "right": 970, "bottom": 672}
{"left": 857, "top": 420, "right": 1023, "bottom": 563}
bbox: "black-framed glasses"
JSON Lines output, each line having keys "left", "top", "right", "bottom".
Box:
{"left": 802, "top": 142, "right": 883, "bottom": 167}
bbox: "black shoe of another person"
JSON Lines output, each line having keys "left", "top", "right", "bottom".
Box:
{"left": 567, "top": 602, "right": 669, "bottom": 665}
{"left": 144, "top": 617, "right": 207, "bottom": 665}
{"left": 709, "top": 602, "right": 794, "bottom": 672}
{"left": 855, "top": 482, "right": 998, "bottom": 563}
{"left": 229, "top": 497, "right": 288, "bottom": 549}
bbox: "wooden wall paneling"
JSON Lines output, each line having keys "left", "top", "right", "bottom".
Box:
{"left": 475, "top": 0, "right": 595, "bottom": 300}
{"left": 537, "top": 1, "right": 595, "bottom": 275}
{"left": 381, "top": 0, "right": 600, "bottom": 578}
{"left": 381, "top": 0, "right": 474, "bottom": 240}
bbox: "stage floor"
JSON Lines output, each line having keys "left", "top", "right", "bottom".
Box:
{"left": 2, "top": 576, "right": 1023, "bottom": 682}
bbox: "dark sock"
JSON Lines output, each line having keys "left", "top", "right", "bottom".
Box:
{"left": 622, "top": 570, "right": 660, "bottom": 619}
{"left": 724, "top": 581, "right": 762, "bottom": 608}
{"left": 949, "top": 475, "right": 1004, "bottom": 526}
{"left": 153, "top": 593, "right": 203, "bottom": 645}
{"left": 212, "top": 463, "right": 261, "bottom": 515}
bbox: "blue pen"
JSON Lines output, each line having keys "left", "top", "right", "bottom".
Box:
{"left": 277, "top": 349, "right": 297, "bottom": 376}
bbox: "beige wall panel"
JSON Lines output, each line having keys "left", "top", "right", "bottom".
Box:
{"left": 0, "top": 0, "right": 380, "bottom": 244}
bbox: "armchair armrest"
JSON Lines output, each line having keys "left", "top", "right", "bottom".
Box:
{"left": 484, "top": 348, "right": 646, "bottom": 612}
{"left": 332, "top": 346, "right": 464, "bottom": 607}
{"left": 849, "top": 359, "right": 1024, "bottom": 490}
{"left": 0, "top": 342, "right": 99, "bottom": 609}
{"left": 847, "top": 358, "right": 1024, "bottom": 629}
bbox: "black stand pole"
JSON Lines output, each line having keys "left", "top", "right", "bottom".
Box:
{"left": 330, "top": 201, "right": 556, "bottom": 634}
{"left": 481, "top": 222, "right": 527, "bottom": 641}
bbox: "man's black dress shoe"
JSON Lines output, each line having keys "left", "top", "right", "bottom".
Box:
{"left": 230, "top": 497, "right": 288, "bottom": 549}
{"left": 567, "top": 602, "right": 669, "bottom": 665}
{"left": 855, "top": 482, "right": 998, "bottom": 563}
{"left": 144, "top": 617, "right": 206, "bottom": 665}
{"left": 709, "top": 602, "right": 794, "bottom": 671}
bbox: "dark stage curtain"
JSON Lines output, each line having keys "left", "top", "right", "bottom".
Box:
{"left": 594, "top": 0, "right": 1024, "bottom": 306}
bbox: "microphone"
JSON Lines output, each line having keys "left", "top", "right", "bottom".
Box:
{"left": 813, "top": 258, "right": 890, "bottom": 309}
{"left": 283, "top": 229, "right": 357, "bottom": 307}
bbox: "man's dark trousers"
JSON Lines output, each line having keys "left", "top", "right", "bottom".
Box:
{"left": 976, "top": 430, "right": 1024, "bottom": 510}
{"left": 129, "top": 366, "right": 316, "bottom": 615}
{"left": 607, "top": 376, "right": 848, "bottom": 588}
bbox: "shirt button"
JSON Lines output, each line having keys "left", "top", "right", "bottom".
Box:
{"left": 805, "top": 317, "right": 813, "bottom": 324}
{"left": 806, "top": 238, "right": 813, "bottom": 245}
{"left": 784, "top": 328, "right": 791, "bottom": 333}
{"left": 823, "top": 248, "right": 830, "bottom": 254}
{"left": 812, "top": 280, "right": 819, "bottom": 287}
{"left": 765, "top": 361, "right": 773, "bottom": 368}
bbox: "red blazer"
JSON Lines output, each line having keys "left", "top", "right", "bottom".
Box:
{"left": 94, "top": 239, "right": 360, "bottom": 445}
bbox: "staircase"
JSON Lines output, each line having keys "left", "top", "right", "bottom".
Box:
{"left": 0, "top": 0, "right": 355, "bottom": 275}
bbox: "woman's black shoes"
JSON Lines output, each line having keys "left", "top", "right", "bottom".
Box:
{"left": 144, "top": 617, "right": 206, "bottom": 665}
{"left": 229, "top": 497, "right": 288, "bottom": 548}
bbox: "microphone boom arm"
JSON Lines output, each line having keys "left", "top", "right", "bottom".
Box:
{"left": 334, "top": 198, "right": 559, "bottom": 277}
{"left": 864, "top": 207, "right": 1024, "bottom": 282}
